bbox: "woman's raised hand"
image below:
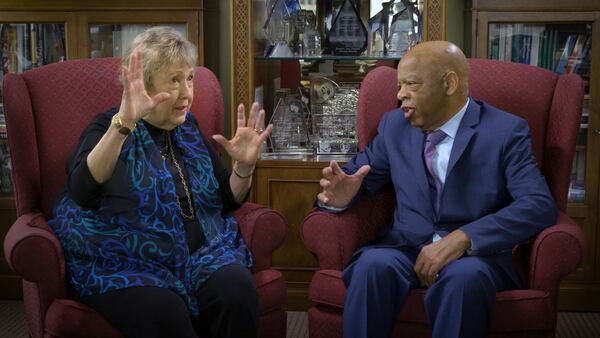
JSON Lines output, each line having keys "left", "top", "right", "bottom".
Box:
{"left": 118, "top": 48, "right": 170, "bottom": 123}
{"left": 212, "top": 102, "right": 273, "bottom": 168}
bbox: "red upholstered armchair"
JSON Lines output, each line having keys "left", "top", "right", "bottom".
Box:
{"left": 302, "top": 59, "right": 587, "bottom": 338}
{"left": 2, "top": 58, "right": 287, "bottom": 338}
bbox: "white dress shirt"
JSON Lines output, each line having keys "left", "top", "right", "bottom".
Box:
{"left": 431, "top": 98, "right": 469, "bottom": 242}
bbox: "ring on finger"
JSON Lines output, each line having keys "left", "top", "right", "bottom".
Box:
{"left": 253, "top": 128, "right": 263, "bottom": 134}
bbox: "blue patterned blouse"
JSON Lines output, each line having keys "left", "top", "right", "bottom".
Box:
{"left": 49, "top": 110, "right": 252, "bottom": 317}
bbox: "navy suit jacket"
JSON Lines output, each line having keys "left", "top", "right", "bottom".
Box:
{"left": 343, "top": 98, "right": 557, "bottom": 281}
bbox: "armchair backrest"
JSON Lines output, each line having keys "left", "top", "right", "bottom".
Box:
{"left": 3, "top": 57, "right": 224, "bottom": 218}
{"left": 357, "top": 59, "right": 584, "bottom": 211}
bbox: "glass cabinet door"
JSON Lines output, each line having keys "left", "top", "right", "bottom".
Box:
{"left": 486, "top": 22, "right": 592, "bottom": 204}
{"left": 89, "top": 24, "right": 187, "bottom": 58}
{"left": 78, "top": 11, "right": 200, "bottom": 61}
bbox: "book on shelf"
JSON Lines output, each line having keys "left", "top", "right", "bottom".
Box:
{"left": 568, "top": 179, "right": 585, "bottom": 203}
{"left": 0, "top": 104, "right": 6, "bottom": 140}
{"left": 0, "top": 23, "right": 66, "bottom": 76}
{"left": 555, "top": 34, "right": 577, "bottom": 74}
{"left": 491, "top": 24, "right": 591, "bottom": 86}
{"left": 0, "top": 143, "right": 11, "bottom": 193}
{"left": 568, "top": 149, "right": 586, "bottom": 203}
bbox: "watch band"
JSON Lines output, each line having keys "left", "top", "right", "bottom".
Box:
{"left": 111, "top": 113, "right": 136, "bottom": 135}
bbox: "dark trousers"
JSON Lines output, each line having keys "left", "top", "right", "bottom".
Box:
{"left": 80, "top": 264, "right": 258, "bottom": 338}
{"left": 342, "top": 247, "right": 517, "bottom": 338}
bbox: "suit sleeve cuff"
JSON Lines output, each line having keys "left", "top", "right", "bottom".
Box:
{"left": 315, "top": 200, "right": 348, "bottom": 213}
{"left": 466, "top": 240, "right": 475, "bottom": 256}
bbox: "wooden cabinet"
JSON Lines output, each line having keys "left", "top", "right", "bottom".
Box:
{"left": 231, "top": 0, "right": 448, "bottom": 310}
{"left": 0, "top": 0, "right": 205, "bottom": 300}
{"left": 466, "top": 0, "right": 600, "bottom": 310}
{"left": 253, "top": 159, "right": 328, "bottom": 309}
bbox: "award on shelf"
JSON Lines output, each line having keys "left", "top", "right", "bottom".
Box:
{"left": 263, "top": 0, "right": 301, "bottom": 57}
{"left": 266, "top": 89, "right": 312, "bottom": 155}
{"left": 296, "top": 10, "right": 322, "bottom": 57}
{"left": 385, "top": 0, "right": 421, "bottom": 57}
{"left": 310, "top": 74, "right": 359, "bottom": 155}
{"left": 324, "top": 0, "right": 368, "bottom": 56}
{"left": 368, "top": 6, "right": 386, "bottom": 57}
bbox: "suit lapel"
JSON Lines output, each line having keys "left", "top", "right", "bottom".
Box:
{"left": 446, "top": 99, "right": 481, "bottom": 178}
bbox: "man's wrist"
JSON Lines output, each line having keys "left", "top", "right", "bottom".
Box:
{"left": 452, "top": 229, "right": 472, "bottom": 252}
{"left": 316, "top": 200, "right": 347, "bottom": 213}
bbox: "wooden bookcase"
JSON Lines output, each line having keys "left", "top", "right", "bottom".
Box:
{"left": 466, "top": 0, "right": 600, "bottom": 310}
{"left": 0, "top": 0, "right": 205, "bottom": 300}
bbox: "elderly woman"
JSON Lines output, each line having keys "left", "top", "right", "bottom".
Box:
{"left": 48, "top": 26, "right": 272, "bottom": 338}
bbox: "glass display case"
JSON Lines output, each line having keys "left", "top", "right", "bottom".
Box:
{"left": 232, "top": 0, "right": 446, "bottom": 310}
{"left": 252, "top": 0, "right": 425, "bottom": 158}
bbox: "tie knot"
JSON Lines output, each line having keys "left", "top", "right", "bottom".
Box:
{"left": 426, "top": 130, "right": 447, "bottom": 146}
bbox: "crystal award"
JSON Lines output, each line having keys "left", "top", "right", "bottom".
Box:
{"left": 324, "top": 0, "right": 368, "bottom": 56}
{"left": 267, "top": 89, "right": 312, "bottom": 154}
{"left": 310, "top": 75, "right": 359, "bottom": 155}
{"left": 263, "top": 0, "right": 301, "bottom": 57}
{"left": 368, "top": 5, "right": 386, "bottom": 56}
{"left": 385, "top": 0, "right": 421, "bottom": 57}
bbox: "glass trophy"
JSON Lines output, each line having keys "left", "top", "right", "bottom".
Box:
{"left": 263, "top": 0, "right": 301, "bottom": 57}
{"left": 300, "top": 11, "right": 322, "bottom": 57}
{"left": 267, "top": 89, "right": 312, "bottom": 155}
{"left": 385, "top": 0, "right": 421, "bottom": 57}
{"left": 324, "top": 0, "right": 368, "bottom": 56}
{"left": 368, "top": 6, "right": 386, "bottom": 56}
{"left": 310, "top": 75, "right": 359, "bottom": 155}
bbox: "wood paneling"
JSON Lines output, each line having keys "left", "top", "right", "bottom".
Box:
{"left": 253, "top": 159, "right": 327, "bottom": 310}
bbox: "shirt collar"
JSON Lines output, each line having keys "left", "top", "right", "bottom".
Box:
{"left": 439, "top": 97, "right": 469, "bottom": 140}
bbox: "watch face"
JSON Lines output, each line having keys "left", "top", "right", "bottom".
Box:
{"left": 118, "top": 126, "right": 131, "bottom": 135}
{"left": 112, "top": 114, "right": 134, "bottom": 135}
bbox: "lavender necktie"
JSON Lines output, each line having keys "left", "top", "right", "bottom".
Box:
{"left": 424, "top": 130, "right": 447, "bottom": 215}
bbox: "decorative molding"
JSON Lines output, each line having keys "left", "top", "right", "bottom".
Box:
{"left": 231, "top": 0, "right": 251, "bottom": 133}
{"left": 426, "top": 0, "right": 445, "bottom": 41}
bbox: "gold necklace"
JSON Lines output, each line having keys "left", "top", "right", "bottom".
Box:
{"left": 166, "top": 132, "right": 195, "bottom": 220}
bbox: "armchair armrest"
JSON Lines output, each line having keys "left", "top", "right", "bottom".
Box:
{"left": 529, "top": 211, "right": 587, "bottom": 294}
{"left": 3, "top": 212, "right": 66, "bottom": 297}
{"left": 234, "top": 202, "right": 287, "bottom": 272}
{"left": 302, "top": 186, "right": 395, "bottom": 270}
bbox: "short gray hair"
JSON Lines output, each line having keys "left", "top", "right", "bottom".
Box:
{"left": 122, "top": 26, "right": 198, "bottom": 90}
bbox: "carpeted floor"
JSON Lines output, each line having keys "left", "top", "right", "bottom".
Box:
{"left": 1, "top": 300, "right": 598, "bottom": 338}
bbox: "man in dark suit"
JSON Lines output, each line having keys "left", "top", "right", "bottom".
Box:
{"left": 317, "top": 41, "right": 557, "bottom": 338}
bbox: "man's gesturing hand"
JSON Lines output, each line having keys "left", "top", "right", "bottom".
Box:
{"left": 317, "top": 160, "right": 370, "bottom": 209}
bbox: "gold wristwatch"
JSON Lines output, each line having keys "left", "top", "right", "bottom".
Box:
{"left": 111, "top": 113, "right": 136, "bottom": 135}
